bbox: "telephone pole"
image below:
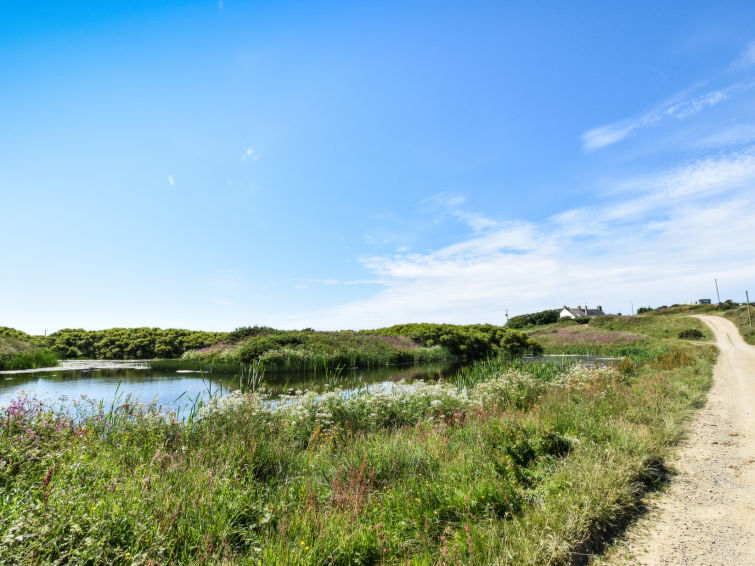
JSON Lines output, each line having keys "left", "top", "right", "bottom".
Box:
{"left": 747, "top": 291, "right": 753, "bottom": 328}
{"left": 715, "top": 278, "right": 721, "bottom": 304}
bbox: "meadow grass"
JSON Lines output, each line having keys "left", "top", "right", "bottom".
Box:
{"left": 0, "top": 313, "right": 715, "bottom": 565}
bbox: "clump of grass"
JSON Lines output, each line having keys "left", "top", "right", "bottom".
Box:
{"left": 0, "top": 348, "right": 59, "bottom": 371}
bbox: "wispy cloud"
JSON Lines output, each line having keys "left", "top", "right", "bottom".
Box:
{"left": 582, "top": 41, "right": 755, "bottom": 151}
{"left": 582, "top": 86, "right": 739, "bottom": 151}
{"left": 298, "top": 148, "right": 755, "bottom": 328}
{"left": 242, "top": 147, "right": 259, "bottom": 160}
{"left": 299, "top": 278, "right": 385, "bottom": 286}
{"left": 731, "top": 40, "right": 755, "bottom": 70}
{"left": 168, "top": 175, "right": 174, "bottom": 186}
{"left": 420, "top": 192, "right": 499, "bottom": 232}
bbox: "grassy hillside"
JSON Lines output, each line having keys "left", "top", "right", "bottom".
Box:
{"left": 526, "top": 311, "right": 712, "bottom": 356}
{"left": 0, "top": 311, "right": 717, "bottom": 564}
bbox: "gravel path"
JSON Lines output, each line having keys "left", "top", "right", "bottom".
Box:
{"left": 606, "top": 315, "right": 755, "bottom": 565}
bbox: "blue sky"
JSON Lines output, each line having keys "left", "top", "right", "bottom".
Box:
{"left": 2, "top": 1, "right": 755, "bottom": 333}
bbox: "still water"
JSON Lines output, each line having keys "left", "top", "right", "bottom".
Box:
{"left": 0, "top": 361, "right": 461, "bottom": 415}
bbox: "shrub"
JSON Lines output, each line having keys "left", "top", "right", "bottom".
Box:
{"left": 716, "top": 299, "right": 738, "bottom": 311}
{"left": 678, "top": 329, "right": 704, "bottom": 339}
{"left": 507, "top": 309, "right": 560, "bottom": 329}
{"left": 499, "top": 331, "right": 544, "bottom": 358}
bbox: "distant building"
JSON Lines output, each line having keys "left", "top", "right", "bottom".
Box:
{"left": 688, "top": 299, "right": 712, "bottom": 305}
{"left": 560, "top": 305, "right": 606, "bottom": 319}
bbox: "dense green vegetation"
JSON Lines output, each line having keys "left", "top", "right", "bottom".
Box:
{"left": 507, "top": 309, "right": 561, "bottom": 329}
{"left": 46, "top": 327, "right": 227, "bottom": 360}
{"left": 182, "top": 324, "right": 542, "bottom": 372}
{"left": 0, "top": 312, "right": 715, "bottom": 564}
{"left": 0, "top": 327, "right": 58, "bottom": 371}
{"left": 183, "top": 328, "right": 450, "bottom": 372}
{"left": 364, "top": 323, "right": 542, "bottom": 360}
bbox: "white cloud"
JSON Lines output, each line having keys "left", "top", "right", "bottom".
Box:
{"left": 296, "top": 149, "right": 755, "bottom": 328}
{"left": 168, "top": 175, "right": 174, "bottom": 186}
{"left": 300, "top": 278, "right": 385, "bottom": 286}
{"left": 582, "top": 86, "right": 736, "bottom": 151}
{"left": 581, "top": 43, "right": 755, "bottom": 152}
{"left": 731, "top": 40, "right": 755, "bottom": 70}
{"left": 242, "top": 147, "right": 259, "bottom": 160}
{"left": 420, "top": 192, "right": 499, "bottom": 232}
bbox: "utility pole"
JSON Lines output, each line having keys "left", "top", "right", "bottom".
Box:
{"left": 505, "top": 309, "right": 509, "bottom": 325}
{"left": 747, "top": 291, "right": 753, "bottom": 328}
{"left": 715, "top": 278, "right": 721, "bottom": 304}
{"left": 631, "top": 301, "right": 634, "bottom": 315}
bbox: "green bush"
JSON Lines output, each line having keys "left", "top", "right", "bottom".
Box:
{"left": 678, "top": 329, "right": 704, "bottom": 339}
{"left": 500, "top": 331, "right": 544, "bottom": 357}
{"left": 47, "top": 328, "right": 227, "bottom": 360}
{"left": 508, "top": 309, "right": 560, "bottom": 329}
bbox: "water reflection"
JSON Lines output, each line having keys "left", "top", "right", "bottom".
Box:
{"left": 0, "top": 362, "right": 461, "bottom": 415}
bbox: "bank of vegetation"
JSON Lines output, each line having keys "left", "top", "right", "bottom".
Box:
{"left": 180, "top": 324, "right": 543, "bottom": 372}
{"left": 0, "top": 327, "right": 58, "bottom": 371}
{"left": 0, "top": 311, "right": 717, "bottom": 564}
{"left": 45, "top": 327, "right": 227, "bottom": 360}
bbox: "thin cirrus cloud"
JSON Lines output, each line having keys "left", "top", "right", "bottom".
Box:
{"left": 581, "top": 86, "right": 739, "bottom": 151}
{"left": 419, "top": 192, "right": 499, "bottom": 233}
{"left": 582, "top": 42, "right": 755, "bottom": 151}
{"left": 730, "top": 40, "right": 755, "bottom": 70}
{"left": 296, "top": 148, "right": 755, "bottom": 329}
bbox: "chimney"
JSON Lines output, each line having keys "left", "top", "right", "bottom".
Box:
{"left": 597, "top": 305, "right": 602, "bottom": 312}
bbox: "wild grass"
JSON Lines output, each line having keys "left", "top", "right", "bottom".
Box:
{"left": 723, "top": 304, "right": 755, "bottom": 345}
{"left": 0, "top": 327, "right": 714, "bottom": 564}
{"left": 0, "top": 348, "right": 59, "bottom": 371}
{"left": 183, "top": 331, "right": 453, "bottom": 372}
{"left": 0, "top": 329, "right": 59, "bottom": 371}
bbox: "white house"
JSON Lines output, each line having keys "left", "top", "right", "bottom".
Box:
{"left": 560, "top": 305, "right": 606, "bottom": 319}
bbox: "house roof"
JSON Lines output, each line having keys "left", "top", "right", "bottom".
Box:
{"left": 561, "top": 306, "right": 605, "bottom": 317}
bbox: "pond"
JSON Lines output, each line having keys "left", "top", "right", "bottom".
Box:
{"left": 0, "top": 360, "right": 462, "bottom": 415}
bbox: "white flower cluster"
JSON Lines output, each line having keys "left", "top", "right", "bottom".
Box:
{"left": 550, "top": 364, "right": 622, "bottom": 388}
{"left": 193, "top": 365, "right": 618, "bottom": 430}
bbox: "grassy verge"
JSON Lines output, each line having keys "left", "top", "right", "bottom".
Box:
{"left": 0, "top": 315, "right": 714, "bottom": 564}
{"left": 722, "top": 304, "right": 755, "bottom": 345}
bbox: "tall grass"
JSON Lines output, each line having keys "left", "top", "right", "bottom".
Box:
{"left": 0, "top": 333, "right": 714, "bottom": 564}
{"left": 0, "top": 348, "right": 59, "bottom": 371}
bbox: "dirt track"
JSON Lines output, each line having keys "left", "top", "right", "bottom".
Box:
{"left": 608, "top": 315, "right": 755, "bottom": 565}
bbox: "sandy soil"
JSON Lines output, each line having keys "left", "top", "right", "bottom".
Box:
{"left": 605, "top": 315, "right": 755, "bottom": 565}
